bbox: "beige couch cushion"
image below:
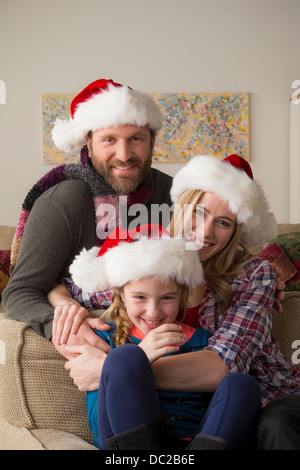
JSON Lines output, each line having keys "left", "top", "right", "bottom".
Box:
{"left": 0, "top": 313, "right": 94, "bottom": 445}
{"left": 278, "top": 223, "right": 300, "bottom": 236}
{"left": 0, "top": 226, "right": 15, "bottom": 251}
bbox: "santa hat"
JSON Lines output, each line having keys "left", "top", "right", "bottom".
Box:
{"left": 69, "top": 224, "right": 203, "bottom": 293}
{"left": 170, "top": 154, "right": 278, "bottom": 247}
{"left": 52, "top": 79, "right": 163, "bottom": 152}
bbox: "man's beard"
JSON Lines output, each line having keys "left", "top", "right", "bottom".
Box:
{"left": 90, "top": 152, "right": 152, "bottom": 193}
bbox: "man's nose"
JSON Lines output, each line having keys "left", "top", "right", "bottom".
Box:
{"left": 116, "top": 140, "right": 131, "bottom": 161}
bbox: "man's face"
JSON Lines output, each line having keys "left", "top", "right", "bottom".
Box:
{"left": 86, "top": 124, "right": 155, "bottom": 193}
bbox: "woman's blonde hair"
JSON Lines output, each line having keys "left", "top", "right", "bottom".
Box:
{"left": 170, "top": 190, "right": 251, "bottom": 317}
{"left": 101, "top": 282, "right": 189, "bottom": 347}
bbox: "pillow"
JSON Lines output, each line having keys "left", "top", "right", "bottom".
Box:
{"left": 263, "top": 232, "right": 300, "bottom": 291}
{"left": 0, "top": 314, "right": 94, "bottom": 444}
{"left": 258, "top": 243, "right": 297, "bottom": 282}
{"left": 0, "top": 250, "right": 10, "bottom": 299}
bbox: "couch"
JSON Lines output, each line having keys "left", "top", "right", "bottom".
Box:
{"left": 1, "top": 224, "right": 300, "bottom": 450}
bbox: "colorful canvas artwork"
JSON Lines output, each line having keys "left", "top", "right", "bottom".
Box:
{"left": 42, "top": 92, "right": 249, "bottom": 165}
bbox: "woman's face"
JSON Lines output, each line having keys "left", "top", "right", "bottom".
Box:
{"left": 187, "top": 192, "right": 237, "bottom": 263}
{"left": 121, "top": 276, "right": 181, "bottom": 335}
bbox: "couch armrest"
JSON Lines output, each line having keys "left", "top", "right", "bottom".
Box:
{"left": 0, "top": 313, "right": 95, "bottom": 445}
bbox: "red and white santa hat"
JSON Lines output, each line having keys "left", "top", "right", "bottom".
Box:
{"left": 52, "top": 79, "right": 164, "bottom": 152}
{"left": 69, "top": 224, "right": 203, "bottom": 293}
{"left": 170, "top": 154, "right": 277, "bottom": 247}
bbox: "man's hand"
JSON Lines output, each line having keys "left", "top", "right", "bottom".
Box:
{"left": 64, "top": 344, "right": 107, "bottom": 391}
{"left": 138, "top": 323, "right": 186, "bottom": 363}
{"left": 52, "top": 315, "right": 111, "bottom": 359}
{"left": 52, "top": 301, "right": 90, "bottom": 345}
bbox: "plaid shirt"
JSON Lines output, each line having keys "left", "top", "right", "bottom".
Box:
{"left": 63, "top": 278, "right": 112, "bottom": 309}
{"left": 196, "top": 255, "right": 300, "bottom": 407}
{"left": 64, "top": 254, "right": 300, "bottom": 407}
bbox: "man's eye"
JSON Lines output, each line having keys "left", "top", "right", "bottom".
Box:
{"left": 131, "top": 136, "right": 142, "bottom": 143}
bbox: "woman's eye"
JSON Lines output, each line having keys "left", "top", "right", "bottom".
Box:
{"left": 217, "top": 219, "right": 230, "bottom": 227}
{"left": 195, "top": 209, "right": 204, "bottom": 217}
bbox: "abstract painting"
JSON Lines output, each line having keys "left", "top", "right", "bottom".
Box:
{"left": 42, "top": 92, "right": 249, "bottom": 164}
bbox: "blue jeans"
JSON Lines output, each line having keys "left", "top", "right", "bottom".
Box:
{"left": 97, "top": 344, "right": 261, "bottom": 450}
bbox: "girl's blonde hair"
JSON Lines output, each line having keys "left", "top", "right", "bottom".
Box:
{"left": 102, "top": 282, "right": 189, "bottom": 347}
{"left": 170, "top": 190, "right": 251, "bottom": 317}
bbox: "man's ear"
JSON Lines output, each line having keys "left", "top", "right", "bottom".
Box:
{"left": 150, "top": 132, "right": 156, "bottom": 156}
{"left": 85, "top": 131, "right": 92, "bottom": 155}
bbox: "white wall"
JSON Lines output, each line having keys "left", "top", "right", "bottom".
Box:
{"left": 1, "top": 0, "right": 299, "bottom": 226}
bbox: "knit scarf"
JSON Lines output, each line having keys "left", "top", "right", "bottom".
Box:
{"left": 10, "top": 146, "right": 152, "bottom": 272}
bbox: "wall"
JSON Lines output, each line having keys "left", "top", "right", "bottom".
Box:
{"left": 0, "top": 0, "right": 299, "bottom": 226}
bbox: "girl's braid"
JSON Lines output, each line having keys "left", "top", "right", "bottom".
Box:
{"left": 110, "top": 292, "right": 132, "bottom": 346}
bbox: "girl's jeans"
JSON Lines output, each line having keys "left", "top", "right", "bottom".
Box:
{"left": 97, "top": 344, "right": 261, "bottom": 450}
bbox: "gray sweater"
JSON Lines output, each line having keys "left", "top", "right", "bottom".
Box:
{"left": 3, "top": 169, "right": 172, "bottom": 339}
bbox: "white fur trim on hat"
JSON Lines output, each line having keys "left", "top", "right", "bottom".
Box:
{"left": 69, "top": 246, "right": 108, "bottom": 293}
{"left": 70, "top": 238, "right": 203, "bottom": 294}
{"left": 52, "top": 84, "right": 163, "bottom": 152}
{"left": 170, "top": 155, "right": 278, "bottom": 247}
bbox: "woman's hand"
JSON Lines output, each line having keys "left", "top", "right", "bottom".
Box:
{"left": 138, "top": 323, "right": 186, "bottom": 363}
{"left": 64, "top": 344, "right": 108, "bottom": 391}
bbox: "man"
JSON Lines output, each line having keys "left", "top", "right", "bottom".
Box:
{"left": 3, "top": 78, "right": 173, "bottom": 347}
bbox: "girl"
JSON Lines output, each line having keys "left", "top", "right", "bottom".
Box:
{"left": 48, "top": 224, "right": 261, "bottom": 450}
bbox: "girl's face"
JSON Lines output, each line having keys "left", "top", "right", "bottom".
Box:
{"left": 121, "top": 276, "right": 182, "bottom": 335}
{"left": 187, "top": 192, "right": 237, "bottom": 263}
